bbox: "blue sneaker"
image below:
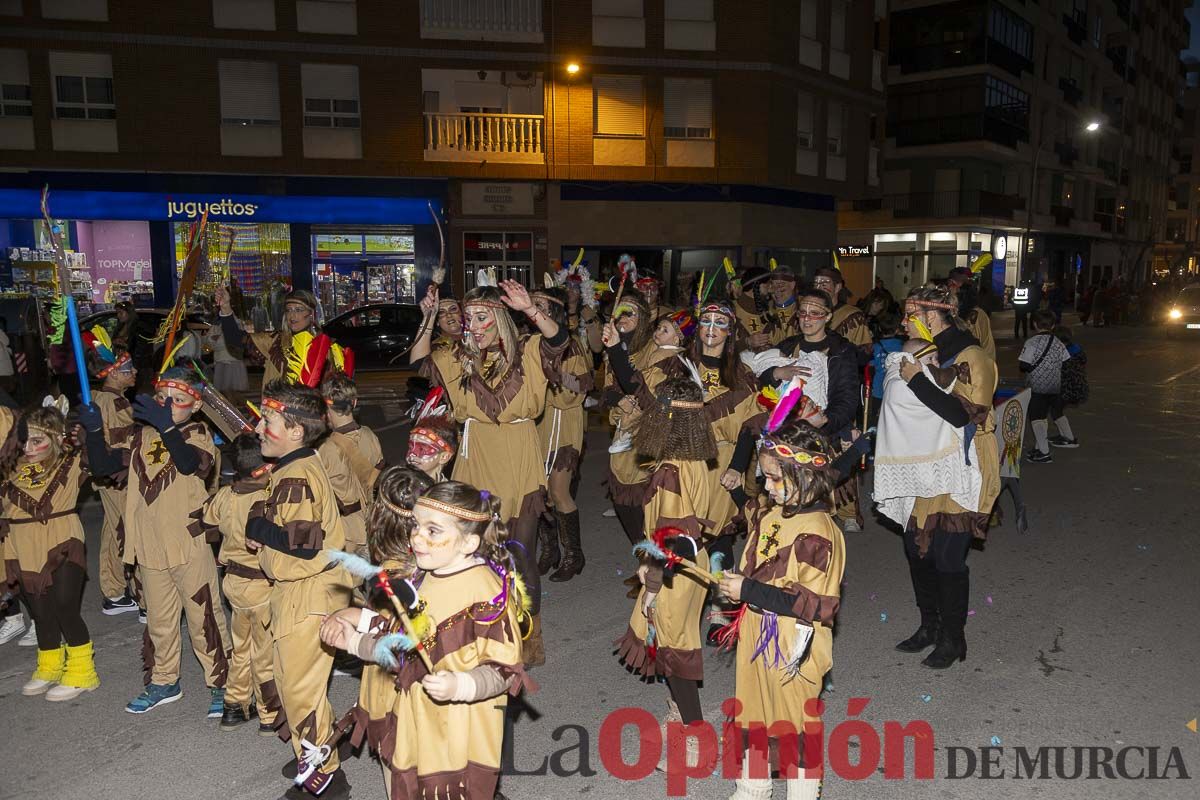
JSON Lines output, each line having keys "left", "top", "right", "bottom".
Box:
{"left": 126, "top": 681, "right": 182, "bottom": 714}
{"left": 207, "top": 687, "right": 225, "bottom": 719}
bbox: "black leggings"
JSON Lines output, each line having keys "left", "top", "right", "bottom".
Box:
{"left": 667, "top": 675, "right": 703, "bottom": 725}
{"left": 613, "top": 504, "right": 644, "bottom": 547}
{"left": 24, "top": 562, "right": 89, "bottom": 650}
{"left": 508, "top": 511, "right": 541, "bottom": 616}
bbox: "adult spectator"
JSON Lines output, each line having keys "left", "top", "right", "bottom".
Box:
{"left": 1020, "top": 310, "right": 1076, "bottom": 462}
{"left": 1011, "top": 277, "right": 1035, "bottom": 339}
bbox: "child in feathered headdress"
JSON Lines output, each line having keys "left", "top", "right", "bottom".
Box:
{"left": 715, "top": 418, "right": 845, "bottom": 800}
{"left": 82, "top": 327, "right": 141, "bottom": 615}
{"left": 320, "top": 478, "right": 535, "bottom": 800}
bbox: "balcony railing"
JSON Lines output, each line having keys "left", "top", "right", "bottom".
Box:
{"left": 1062, "top": 13, "right": 1087, "bottom": 45}
{"left": 423, "top": 112, "right": 545, "bottom": 163}
{"left": 852, "top": 190, "right": 1025, "bottom": 220}
{"left": 1094, "top": 212, "right": 1127, "bottom": 234}
{"left": 1059, "top": 77, "right": 1083, "bottom": 107}
{"left": 890, "top": 37, "right": 1032, "bottom": 77}
{"left": 420, "top": 0, "right": 543, "bottom": 42}
{"left": 890, "top": 108, "right": 1029, "bottom": 149}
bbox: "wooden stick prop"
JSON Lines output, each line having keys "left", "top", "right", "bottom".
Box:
{"left": 324, "top": 551, "right": 436, "bottom": 672}
{"left": 633, "top": 527, "right": 727, "bottom": 584}
{"left": 861, "top": 365, "right": 871, "bottom": 469}
{"left": 158, "top": 211, "right": 209, "bottom": 374}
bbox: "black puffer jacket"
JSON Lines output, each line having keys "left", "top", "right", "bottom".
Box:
{"left": 759, "top": 331, "right": 861, "bottom": 438}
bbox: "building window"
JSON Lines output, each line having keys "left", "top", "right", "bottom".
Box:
{"left": 988, "top": 4, "right": 1032, "bottom": 61}
{"left": 463, "top": 232, "right": 534, "bottom": 288}
{"left": 984, "top": 74, "right": 1028, "bottom": 124}
{"left": 421, "top": 0, "right": 542, "bottom": 42}
{"left": 827, "top": 100, "right": 845, "bottom": 156}
{"left": 40, "top": 0, "right": 107, "bottom": 20}
{"left": 593, "top": 0, "right": 645, "bottom": 48}
{"left": 219, "top": 60, "right": 280, "bottom": 127}
{"left": 663, "top": 77, "right": 712, "bottom": 139}
{"left": 796, "top": 91, "right": 815, "bottom": 149}
{"left": 664, "top": 0, "right": 715, "bottom": 51}
{"left": 799, "top": 0, "right": 817, "bottom": 41}
{"left": 830, "top": 0, "right": 848, "bottom": 52}
{"left": 50, "top": 52, "right": 115, "bottom": 120}
{"left": 212, "top": 0, "right": 275, "bottom": 29}
{"left": 594, "top": 75, "right": 644, "bottom": 137}
{"left": 0, "top": 49, "right": 31, "bottom": 118}
{"left": 302, "top": 64, "right": 360, "bottom": 128}
{"left": 298, "top": 0, "right": 357, "bottom": 35}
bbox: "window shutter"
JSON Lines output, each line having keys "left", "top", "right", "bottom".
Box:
{"left": 664, "top": 0, "right": 711, "bottom": 21}
{"left": 594, "top": 75, "right": 644, "bottom": 136}
{"left": 301, "top": 63, "right": 358, "bottom": 102}
{"left": 0, "top": 48, "right": 28, "bottom": 84}
{"left": 827, "top": 100, "right": 844, "bottom": 153}
{"left": 797, "top": 91, "right": 814, "bottom": 148}
{"left": 799, "top": 0, "right": 816, "bottom": 38}
{"left": 663, "top": 77, "right": 711, "bottom": 136}
{"left": 219, "top": 60, "right": 279, "bottom": 124}
{"left": 830, "top": 0, "right": 847, "bottom": 50}
{"left": 593, "top": 0, "right": 642, "bottom": 16}
{"left": 49, "top": 51, "right": 112, "bottom": 78}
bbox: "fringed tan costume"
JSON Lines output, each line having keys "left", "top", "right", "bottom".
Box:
{"left": 537, "top": 338, "right": 593, "bottom": 478}
{"left": 92, "top": 388, "right": 135, "bottom": 601}
{"left": 1, "top": 451, "right": 88, "bottom": 596}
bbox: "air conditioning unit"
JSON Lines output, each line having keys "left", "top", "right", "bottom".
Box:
{"left": 503, "top": 71, "right": 537, "bottom": 87}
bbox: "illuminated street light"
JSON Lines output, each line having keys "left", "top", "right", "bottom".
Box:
{"left": 1086, "top": 121, "right": 1101, "bottom": 132}
{"left": 566, "top": 63, "right": 580, "bottom": 75}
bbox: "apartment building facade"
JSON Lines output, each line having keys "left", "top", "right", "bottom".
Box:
{"left": 839, "top": 0, "right": 1189, "bottom": 303}
{"left": 0, "top": 0, "right": 885, "bottom": 313}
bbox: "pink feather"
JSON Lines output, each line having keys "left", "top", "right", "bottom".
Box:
{"left": 766, "top": 379, "right": 804, "bottom": 432}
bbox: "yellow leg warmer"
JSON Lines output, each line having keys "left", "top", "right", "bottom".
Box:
{"left": 60, "top": 641, "right": 100, "bottom": 690}
{"left": 32, "top": 646, "right": 66, "bottom": 683}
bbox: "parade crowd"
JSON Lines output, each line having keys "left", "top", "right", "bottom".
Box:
{"left": 0, "top": 257, "right": 1090, "bottom": 800}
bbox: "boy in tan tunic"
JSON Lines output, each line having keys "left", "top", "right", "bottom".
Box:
{"left": 89, "top": 348, "right": 140, "bottom": 615}
{"left": 321, "top": 372, "right": 386, "bottom": 502}
{"left": 198, "top": 432, "right": 279, "bottom": 734}
{"left": 81, "top": 367, "right": 231, "bottom": 716}
{"left": 246, "top": 380, "right": 353, "bottom": 800}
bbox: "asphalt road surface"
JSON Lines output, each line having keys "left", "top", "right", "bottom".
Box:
{"left": 2, "top": 319, "right": 1198, "bottom": 800}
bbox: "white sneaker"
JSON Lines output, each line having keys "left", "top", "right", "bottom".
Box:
{"left": 0, "top": 615, "right": 25, "bottom": 645}
{"left": 22, "top": 677, "right": 56, "bottom": 696}
{"left": 842, "top": 519, "right": 863, "bottom": 533}
{"left": 46, "top": 683, "right": 95, "bottom": 702}
{"left": 607, "top": 431, "right": 633, "bottom": 454}
{"left": 18, "top": 621, "right": 37, "bottom": 646}
{"left": 602, "top": 508, "right": 617, "bottom": 518}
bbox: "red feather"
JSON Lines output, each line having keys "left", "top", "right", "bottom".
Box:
{"left": 301, "top": 334, "right": 333, "bottom": 387}
{"left": 652, "top": 526, "right": 688, "bottom": 568}
{"left": 341, "top": 347, "right": 355, "bottom": 379}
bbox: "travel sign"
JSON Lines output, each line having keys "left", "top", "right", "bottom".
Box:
{"left": 0, "top": 188, "right": 441, "bottom": 225}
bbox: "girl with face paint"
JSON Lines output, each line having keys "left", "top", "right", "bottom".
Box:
{"left": 406, "top": 279, "right": 568, "bottom": 667}
{"left": 3, "top": 402, "right": 101, "bottom": 702}
{"left": 217, "top": 286, "right": 340, "bottom": 386}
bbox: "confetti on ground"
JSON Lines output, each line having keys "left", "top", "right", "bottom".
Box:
{"left": 1133, "top": 487, "right": 1144, "bottom": 492}
{"left": 1136, "top": 544, "right": 1151, "bottom": 552}
{"left": 990, "top": 736, "right": 1002, "bottom": 746}
{"left": 986, "top": 596, "right": 994, "bottom": 605}
{"left": 869, "top": 593, "right": 877, "bottom": 601}
{"left": 920, "top": 694, "right": 932, "bottom": 703}
{"left": 879, "top": 612, "right": 888, "bottom": 622}
{"left": 967, "top": 609, "right": 976, "bottom": 617}
{"left": 615, "top": 569, "right": 623, "bottom": 576}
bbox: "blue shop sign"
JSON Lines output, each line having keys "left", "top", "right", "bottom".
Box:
{"left": 0, "top": 189, "right": 441, "bottom": 225}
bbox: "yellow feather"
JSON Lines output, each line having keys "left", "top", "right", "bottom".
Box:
{"left": 329, "top": 342, "right": 345, "bottom": 372}
{"left": 769, "top": 257, "right": 778, "bottom": 272}
{"left": 90, "top": 325, "right": 112, "bottom": 352}
{"left": 161, "top": 333, "right": 191, "bottom": 370}
{"left": 510, "top": 570, "right": 532, "bottom": 615}
{"left": 570, "top": 247, "right": 585, "bottom": 268}
{"left": 285, "top": 331, "right": 314, "bottom": 384}
{"left": 723, "top": 257, "right": 736, "bottom": 280}
{"left": 407, "top": 610, "right": 433, "bottom": 642}
{"left": 971, "top": 253, "right": 992, "bottom": 274}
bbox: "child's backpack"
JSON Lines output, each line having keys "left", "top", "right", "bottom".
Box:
{"left": 1060, "top": 345, "right": 1089, "bottom": 405}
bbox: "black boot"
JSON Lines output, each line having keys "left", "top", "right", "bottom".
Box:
{"left": 219, "top": 702, "right": 257, "bottom": 730}
{"left": 923, "top": 571, "right": 969, "bottom": 669}
{"left": 548, "top": 510, "right": 584, "bottom": 582}
{"left": 896, "top": 558, "right": 940, "bottom": 653}
{"left": 536, "top": 512, "right": 561, "bottom": 575}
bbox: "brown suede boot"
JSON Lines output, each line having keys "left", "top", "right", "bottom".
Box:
{"left": 522, "top": 613, "right": 546, "bottom": 667}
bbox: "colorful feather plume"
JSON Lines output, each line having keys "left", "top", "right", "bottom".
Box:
{"left": 766, "top": 377, "right": 805, "bottom": 433}
{"left": 47, "top": 297, "right": 67, "bottom": 346}
{"left": 326, "top": 549, "right": 382, "bottom": 579}
{"left": 87, "top": 325, "right": 115, "bottom": 364}
{"left": 756, "top": 385, "right": 781, "bottom": 411}
{"left": 722, "top": 256, "right": 738, "bottom": 283}
{"left": 709, "top": 603, "right": 747, "bottom": 651}
{"left": 339, "top": 346, "right": 355, "bottom": 379}
{"left": 286, "top": 331, "right": 335, "bottom": 387}
{"left": 373, "top": 632, "right": 418, "bottom": 670}
{"left": 676, "top": 355, "right": 704, "bottom": 390}
{"left": 159, "top": 333, "right": 192, "bottom": 371}
{"left": 970, "top": 253, "right": 992, "bottom": 275}
{"left": 413, "top": 386, "right": 446, "bottom": 423}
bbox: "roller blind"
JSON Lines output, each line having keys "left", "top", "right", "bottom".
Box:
{"left": 664, "top": 0, "right": 711, "bottom": 20}
{"left": 663, "top": 77, "right": 712, "bottom": 137}
{"left": 49, "top": 51, "right": 112, "bottom": 78}
{"left": 797, "top": 91, "right": 814, "bottom": 148}
{"left": 593, "top": 0, "right": 642, "bottom": 16}
{"left": 219, "top": 59, "right": 280, "bottom": 125}
{"left": 0, "top": 48, "right": 28, "bottom": 83}
{"left": 301, "top": 63, "right": 358, "bottom": 102}
{"left": 594, "top": 75, "right": 644, "bottom": 136}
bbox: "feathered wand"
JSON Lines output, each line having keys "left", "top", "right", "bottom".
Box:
{"left": 40, "top": 186, "right": 91, "bottom": 406}
{"left": 324, "top": 550, "right": 435, "bottom": 672}
{"left": 632, "top": 526, "right": 726, "bottom": 584}
{"left": 157, "top": 211, "right": 210, "bottom": 374}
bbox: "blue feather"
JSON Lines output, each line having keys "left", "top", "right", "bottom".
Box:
{"left": 373, "top": 632, "right": 416, "bottom": 670}
{"left": 710, "top": 552, "right": 727, "bottom": 574}
{"left": 325, "top": 549, "right": 381, "bottom": 579}
{"left": 633, "top": 541, "right": 668, "bottom": 560}
{"left": 97, "top": 344, "right": 114, "bottom": 363}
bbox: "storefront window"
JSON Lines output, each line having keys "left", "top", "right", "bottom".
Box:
{"left": 463, "top": 231, "right": 533, "bottom": 288}
{"left": 173, "top": 221, "right": 291, "bottom": 306}
{"left": 1, "top": 218, "right": 152, "bottom": 312}
{"left": 312, "top": 228, "right": 416, "bottom": 316}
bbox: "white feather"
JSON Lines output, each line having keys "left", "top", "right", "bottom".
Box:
{"left": 676, "top": 355, "right": 704, "bottom": 389}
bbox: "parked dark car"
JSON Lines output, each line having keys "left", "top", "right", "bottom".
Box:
{"left": 322, "top": 303, "right": 425, "bottom": 367}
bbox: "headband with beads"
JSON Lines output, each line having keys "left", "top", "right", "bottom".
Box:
{"left": 262, "top": 395, "right": 324, "bottom": 421}
{"left": 415, "top": 496, "right": 492, "bottom": 523}
{"left": 155, "top": 378, "right": 202, "bottom": 402}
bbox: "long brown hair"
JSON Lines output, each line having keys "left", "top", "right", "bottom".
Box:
{"left": 368, "top": 466, "right": 435, "bottom": 570}
{"left": 634, "top": 376, "right": 717, "bottom": 463}
{"left": 11, "top": 406, "right": 69, "bottom": 481}
{"left": 686, "top": 309, "right": 747, "bottom": 392}
{"left": 460, "top": 286, "right": 520, "bottom": 386}
{"left": 615, "top": 294, "right": 653, "bottom": 357}
{"left": 907, "top": 283, "right": 969, "bottom": 332}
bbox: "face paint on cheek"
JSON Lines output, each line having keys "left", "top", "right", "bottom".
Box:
{"left": 264, "top": 427, "right": 282, "bottom": 441}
